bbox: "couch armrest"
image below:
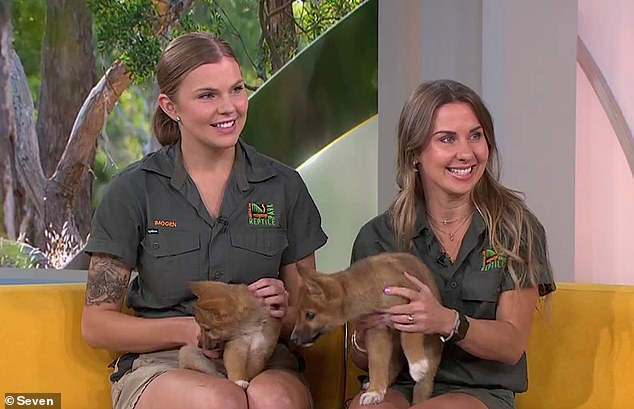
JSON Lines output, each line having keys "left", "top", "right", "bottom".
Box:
{"left": 0, "top": 283, "right": 116, "bottom": 408}
{"left": 517, "top": 282, "right": 634, "bottom": 408}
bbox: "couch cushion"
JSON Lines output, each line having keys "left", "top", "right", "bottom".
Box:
{"left": 0, "top": 283, "right": 116, "bottom": 408}
{"left": 516, "top": 282, "right": 634, "bottom": 408}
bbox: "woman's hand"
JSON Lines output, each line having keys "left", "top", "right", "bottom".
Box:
{"left": 350, "top": 311, "right": 391, "bottom": 354}
{"left": 248, "top": 277, "right": 289, "bottom": 318}
{"left": 383, "top": 271, "right": 455, "bottom": 335}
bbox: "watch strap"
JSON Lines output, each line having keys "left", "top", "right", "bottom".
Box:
{"left": 453, "top": 313, "right": 470, "bottom": 342}
{"left": 440, "top": 310, "right": 460, "bottom": 343}
{"left": 440, "top": 310, "right": 469, "bottom": 343}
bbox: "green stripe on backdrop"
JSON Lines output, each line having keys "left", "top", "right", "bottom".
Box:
{"left": 242, "top": 0, "right": 378, "bottom": 168}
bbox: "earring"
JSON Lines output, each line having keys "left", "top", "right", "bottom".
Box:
{"left": 413, "top": 162, "right": 419, "bottom": 172}
{"left": 175, "top": 115, "right": 181, "bottom": 122}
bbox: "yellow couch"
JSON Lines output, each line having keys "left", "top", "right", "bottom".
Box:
{"left": 0, "top": 282, "right": 345, "bottom": 409}
{"left": 1, "top": 281, "right": 632, "bottom": 409}
{"left": 0, "top": 283, "right": 115, "bottom": 407}
{"left": 516, "top": 282, "right": 634, "bottom": 409}
{"left": 344, "top": 282, "right": 634, "bottom": 409}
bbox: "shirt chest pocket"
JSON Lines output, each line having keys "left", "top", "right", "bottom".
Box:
{"left": 140, "top": 230, "right": 201, "bottom": 299}
{"left": 230, "top": 228, "right": 289, "bottom": 282}
{"left": 460, "top": 270, "right": 501, "bottom": 319}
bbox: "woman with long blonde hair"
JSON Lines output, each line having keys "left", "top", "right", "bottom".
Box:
{"left": 349, "top": 79, "right": 555, "bottom": 409}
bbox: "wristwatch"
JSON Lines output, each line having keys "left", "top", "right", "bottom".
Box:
{"left": 440, "top": 310, "right": 470, "bottom": 343}
{"left": 453, "top": 313, "right": 470, "bottom": 342}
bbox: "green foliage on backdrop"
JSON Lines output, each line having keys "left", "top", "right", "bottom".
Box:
{"left": 0, "top": 238, "right": 50, "bottom": 269}
{"left": 87, "top": 0, "right": 363, "bottom": 198}
{"left": 243, "top": 0, "right": 377, "bottom": 167}
{"left": 11, "top": 0, "right": 363, "bottom": 171}
{"left": 90, "top": 0, "right": 164, "bottom": 84}
{"left": 5, "top": 0, "right": 364, "bottom": 267}
{"left": 11, "top": 0, "right": 45, "bottom": 103}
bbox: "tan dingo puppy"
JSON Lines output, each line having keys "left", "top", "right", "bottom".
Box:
{"left": 290, "top": 252, "right": 442, "bottom": 405}
{"left": 179, "top": 281, "right": 281, "bottom": 389}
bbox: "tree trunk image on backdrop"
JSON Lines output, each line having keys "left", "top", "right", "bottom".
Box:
{"left": 1, "top": 0, "right": 188, "bottom": 265}
{"left": 1, "top": 0, "right": 362, "bottom": 267}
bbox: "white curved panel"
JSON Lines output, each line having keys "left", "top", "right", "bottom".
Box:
{"left": 298, "top": 116, "right": 378, "bottom": 273}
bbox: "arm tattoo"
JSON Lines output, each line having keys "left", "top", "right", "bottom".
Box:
{"left": 85, "top": 254, "right": 131, "bottom": 306}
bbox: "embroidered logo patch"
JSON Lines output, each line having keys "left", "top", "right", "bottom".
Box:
{"left": 248, "top": 203, "right": 277, "bottom": 226}
{"left": 481, "top": 248, "right": 506, "bottom": 271}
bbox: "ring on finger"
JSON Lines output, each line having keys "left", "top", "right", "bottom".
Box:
{"left": 407, "top": 313, "right": 414, "bottom": 323}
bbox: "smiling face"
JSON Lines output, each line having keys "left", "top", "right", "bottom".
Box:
{"left": 158, "top": 56, "right": 248, "bottom": 153}
{"left": 416, "top": 101, "right": 489, "bottom": 200}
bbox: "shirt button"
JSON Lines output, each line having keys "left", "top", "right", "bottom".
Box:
{"left": 450, "top": 281, "right": 458, "bottom": 289}
{"left": 213, "top": 271, "right": 223, "bottom": 280}
{"left": 152, "top": 241, "right": 160, "bottom": 249}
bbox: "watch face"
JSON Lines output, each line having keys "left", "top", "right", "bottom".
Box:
{"left": 456, "top": 315, "right": 470, "bottom": 341}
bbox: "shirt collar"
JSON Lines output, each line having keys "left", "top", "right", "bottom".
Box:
{"left": 138, "top": 143, "right": 176, "bottom": 174}
{"left": 139, "top": 139, "right": 277, "bottom": 191}
{"left": 235, "top": 139, "right": 277, "bottom": 191}
{"left": 412, "top": 198, "right": 431, "bottom": 238}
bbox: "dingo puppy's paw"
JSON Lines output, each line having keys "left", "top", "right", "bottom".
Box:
{"left": 409, "top": 358, "right": 430, "bottom": 381}
{"left": 235, "top": 380, "right": 249, "bottom": 389}
{"left": 359, "top": 391, "right": 385, "bottom": 405}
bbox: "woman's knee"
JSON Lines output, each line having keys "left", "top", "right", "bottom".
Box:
{"left": 135, "top": 370, "right": 247, "bottom": 409}
{"left": 187, "top": 382, "right": 247, "bottom": 409}
{"left": 247, "top": 369, "right": 311, "bottom": 409}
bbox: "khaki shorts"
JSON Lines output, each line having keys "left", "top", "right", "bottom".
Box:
{"left": 353, "top": 376, "right": 515, "bottom": 409}
{"left": 110, "top": 344, "right": 304, "bottom": 409}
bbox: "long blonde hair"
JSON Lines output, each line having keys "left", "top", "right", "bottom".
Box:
{"left": 391, "top": 79, "right": 552, "bottom": 290}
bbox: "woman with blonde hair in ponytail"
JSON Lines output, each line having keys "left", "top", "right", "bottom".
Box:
{"left": 348, "top": 79, "right": 555, "bottom": 409}
{"left": 81, "top": 32, "right": 326, "bottom": 409}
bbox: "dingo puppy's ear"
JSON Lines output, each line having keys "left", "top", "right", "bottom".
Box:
{"left": 189, "top": 280, "right": 229, "bottom": 298}
{"left": 189, "top": 280, "right": 205, "bottom": 297}
{"left": 302, "top": 276, "right": 326, "bottom": 298}
{"left": 196, "top": 296, "right": 226, "bottom": 312}
{"left": 194, "top": 287, "right": 250, "bottom": 322}
{"left": 296, "top": 262, "right": 317, "bottom": 278}
{"left": 195, "top": 299, "right": 231, "bottom": 320}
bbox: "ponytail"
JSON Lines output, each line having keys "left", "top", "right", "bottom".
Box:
{"left": 152, "top": 106, "right": 180, "bottom": 146}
